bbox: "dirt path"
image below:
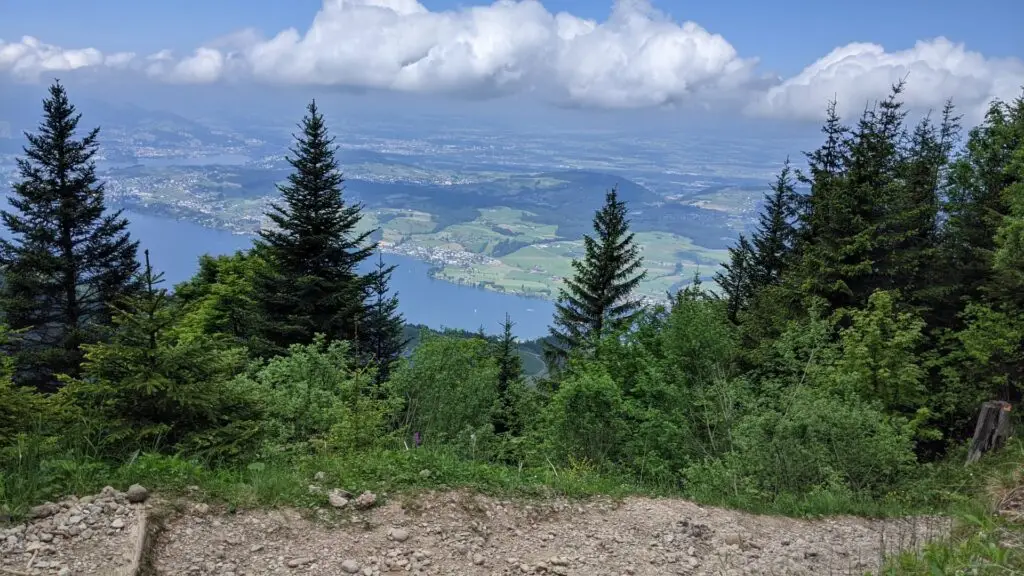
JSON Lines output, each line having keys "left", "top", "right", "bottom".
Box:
{"left": 2, "top": 487, "right": 950, "bottom": 576}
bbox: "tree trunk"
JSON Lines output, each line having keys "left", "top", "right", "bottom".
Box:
{"left": 966, "top": 400, "right": 1014, "bottom": 465}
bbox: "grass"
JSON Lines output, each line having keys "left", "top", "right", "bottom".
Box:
{"left": 2, "top": 433, "right": 1009, "bottom": 526}
{"left": 5, "top": 435, "right": 1024, "bottom": 573}
{"left": 0, "top": 440, "right": 647, "bottom": 520}
{"left": 871, "top": 440, "right": 1024, "bottom": 574}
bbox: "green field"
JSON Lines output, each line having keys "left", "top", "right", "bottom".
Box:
{"left": 430, "top": 227, "right": 729, "bottom": 300}
{"left": 417, "top": 207, "right": 557, "bottom": 254}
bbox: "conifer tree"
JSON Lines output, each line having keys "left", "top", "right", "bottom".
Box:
{"left": 546, "top": 186, "right": 646, "bottom": 362}
{"left": 60, "top": 250, "right": 249, "bottom": 455}
{"left": 714, "top": 234, "right": 755, "bottom": 324}
{"left": 750, "top": 160, "right": 800, "bottom": 287}
{"left": 0, "top": 81, "right": 140, "bottom": 390}
{"left": 253, "top": 100, "right": 375, "bottom": 356}
{"left": 492, "top": 313, "right": 523, "bottom": 435}
{"left": 716, "top": 161, "right": 800, "bottom": 323}
{"left": 796, "top": 83, "right": 908, "bottom": 314}
{"left": 360, "top": 252, "right": 408, "bottom": 384}
{"left": 883, "top": 102, "right": 959, "bottom": 310}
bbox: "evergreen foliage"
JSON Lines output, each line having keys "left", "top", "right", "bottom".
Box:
{"left": 492, "top": 313, "right": 524, "bottom": 435}
{"left": 547, "top": 186, "right": 646, "bottom": 363}
{"left": 359, "top": 252, "right": 408, "bottom": 384}
{"left": 253, "top": 100, "right": 375, "bottom": 357}
{"left": 0, "top": 81, "right": 140, "bottom": 390}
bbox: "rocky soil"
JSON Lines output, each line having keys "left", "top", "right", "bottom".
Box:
{"left": 2, "top": 485, "right": 951, "bottom": 576}
{"left": 1, "top": 484, "right": 148, "bottom": 575}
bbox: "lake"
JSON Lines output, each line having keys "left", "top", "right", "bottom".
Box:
{"left": 124, "top": 212, "right": 556, "bottom": 339}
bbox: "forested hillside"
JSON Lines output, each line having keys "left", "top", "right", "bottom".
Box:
{"left": 2, "top": 80, "right": 1023, "bottom": 573}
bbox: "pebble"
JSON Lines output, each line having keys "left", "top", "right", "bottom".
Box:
{"left": 126, "top": 484, "right": 149, "bottom": 503}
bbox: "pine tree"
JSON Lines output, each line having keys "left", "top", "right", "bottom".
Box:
{"left": 60, "top": 250, "right": 249, "bottom": 455}
{"left": 0, "top": 81, "right": 140, "bottom": 390}
{"left": 796, "top": 83, "right": 908, "bottom": 314}
{"left": 750, "top": 160, "right": 801, "bottom": 287}
{"left": 492, "top": 313, "right": 523, "bottom": 435}
{"left": 716, "top": 161, "right": 801, "bottom": 323}
{"left": 883, "top": 102, "right": 959, "bottom": 311}
{"left": 253, "top": 100, "right": 375, "bottom": 356}
{"left": 360, "top": 252, "right": 408, "bottom": 384}
{"left": 546, "top": 186, "right": 646, "bottom": 363}
{"left": 714, "top": 234, "right": 755, "bottom": 323}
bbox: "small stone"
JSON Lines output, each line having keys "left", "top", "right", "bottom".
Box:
{"left": 194, "top": 503, "right": 210, "bottom": 515}
{"left": 388, "top": 528, "right": 410, "bottom": 542}
{"left": 314, "top": 471, "right": 326, "bottom": 482}
{"left": 58, "top": 568, "right": 71, "bottom": 576}
{"left": 250, "top": 544, "right": 264, "bottom": 552}
{"left": 29, "top": 503, "right": 59, "bottom": 519}
{"left": 328, "top": 489, "right": 350, "bottom": 508}
{"left": 67, "top": 515, "right": 84, "bottom": 525}
{"left": 126, "top": 484, "right": 149, "bottom": 503}
{"left": 472, "top": 553, "right": 485, "bottom": 566}
{"left": 287, "top": 557, "right": 314, "bottom": 568}
{"left": 341, "top": 559, "right": 360, "bottom": 573}
{"left": 353, "top": 491, "right": 377, "bottom": 510}
{"left": 38, "top": 532, "right": 53, "bottom": 542}
{"left": 110, "top": 518, "right": 125, "bottom": 529}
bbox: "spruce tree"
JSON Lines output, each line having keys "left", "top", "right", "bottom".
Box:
{"left": 60, "top": 250, "right": 249, "bottom": 455}
{"left": 547, "top": 186, "right": 646, "bottom": 362}
{"left": 253, "top": 100, "right": 375, "bottom": 356}
{"left": 796, "top": 83, "right": 908, "bottom": 314}
{"left": 0, "top": 81, "right": 140, "bottom": 390}
{"left": 716, "top": 161, "right": 800, "bottom": 323}
{"left": 714, "top": 234, "right": 755, "bottom": 324}
{"left": 360, "top": 251, "right": 408, "bottom": 384}
{"left": 492, "top": 313, "right": 523, "bottom": 435}
{"left": 750, "top": 160, "right": 800, "bottom": 287}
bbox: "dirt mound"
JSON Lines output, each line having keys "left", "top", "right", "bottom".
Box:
{"left": 2, "top": 488, "right": 951, "bottom": 576}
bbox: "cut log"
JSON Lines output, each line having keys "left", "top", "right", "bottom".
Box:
{"left": 966, "top": 400, "right": 1014, "bottom": 465}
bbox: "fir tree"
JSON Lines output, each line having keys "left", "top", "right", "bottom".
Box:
{"left": 750, "top": 160, "right": 801, "bottom": 287}
{"left": 716, "top": 161, "right": 800, "bottom": 323}
{"left": 254, "top": 100, "right": 375, "bottom": 356}
{"left": 796, "top": 83, "right": 908, "bottom": 314}
{"left": 60, "top": 250, "right": 250, "bottom": 455}
{"left": 714, "top": 234, "right": 755, "bottom": 324}
{"left": 0, "top": 81, "right": 140, "bottom": 390}
{"left": 492, "top": 313, "right": 523, "bottom": 435}
{"left": 360, "top": 252, "right": 408, "bottom": 384}
{"left": 546, "top": 186, "right": 646, "bottom": 363}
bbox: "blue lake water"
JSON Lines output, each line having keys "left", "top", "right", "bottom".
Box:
{"left": 123, "top": 212, "right": 555, "bottom": 339}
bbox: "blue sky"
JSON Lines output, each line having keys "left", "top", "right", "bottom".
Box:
{"left": 1, "top": 0, "right": 1022, "bottom": 123}
{"left": 3, "top": 0, "right": 1020, "bottom": 76}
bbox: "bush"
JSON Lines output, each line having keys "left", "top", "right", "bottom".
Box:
{"left": 238, "top": 336, "right": 395, "bottom": 455}
{"left": 389, "top": 334, "right": 500, "bottom": 447}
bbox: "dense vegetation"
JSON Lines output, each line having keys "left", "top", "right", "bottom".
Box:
{"left": 2, "top": 80, "right": 1023, "bottom": 572}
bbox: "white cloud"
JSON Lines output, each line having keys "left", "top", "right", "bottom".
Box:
{"left": 232, "top": 0, "right": 761, "bottom": 106}
{"left": 0, "top": 36, "right": 134, "bottom": 81}
{"left": 2, "top": 2, "right": 1022, "bottom": 120}
{"left": 747, "top": 38, "right": 1024, "bottom": 122}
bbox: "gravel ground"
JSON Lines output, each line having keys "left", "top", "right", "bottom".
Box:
{"left": 1, "top": 485, "right": 148, "bottom": 575}
{"left": 2, "top": 487, "right": 951, "bottom": 576}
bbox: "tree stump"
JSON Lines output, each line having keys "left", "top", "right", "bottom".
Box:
{"left": 966, "top": 400, "right": 1014, "bottom": 465}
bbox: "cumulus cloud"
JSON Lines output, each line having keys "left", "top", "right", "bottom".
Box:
{"left": 231, "top": 0, "right": 762, "bottom": 107}
{"left": 0, "top": 36, "right": 134, "bottom": 81}
{"left": 747, "top": 38, "right": 1024, "bottom": 122}
{"left": 2, "top": 1, "right": 1022, "bottom": 120}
